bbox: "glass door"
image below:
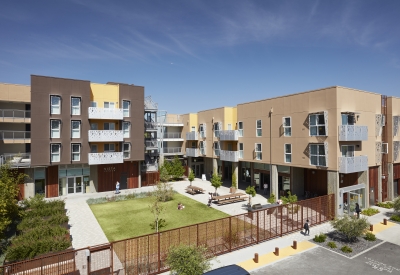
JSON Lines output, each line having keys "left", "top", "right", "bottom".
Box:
{"left": 349, "top": 192, "right": 360, "bottom": 214}
{"left": 75, "top": 176, "right": 83, "bottom": 193}
{"left": 67, "top": 177, "right": 75, "bottom": 194}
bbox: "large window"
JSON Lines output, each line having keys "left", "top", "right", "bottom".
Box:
{"left": 214, "top": 122, "right": 221, "bottom": 137}
{"left": 71, "top": 121, "right": 81, "bottom": 138}
{"left": 104, "top": 122, "right": 115, "bottom": 130}
{"left": 309, "top": 114, "right": 326, "bottom": 136}
{"left": 51, "top": 144, "right": 61, "bottom": 162}
{"left": 199, "top": 124, "right": 205, "bottom": 138}
{"left": 50, "top": 95, "right": 61, "bottom": 114}
{"left": 256, "top": 120, "right": 262, "bottom": 137}
{"left": 238, "top": 121, "right": 243, "bottom": 137}
{"left": 123, "top": 122, "right": 130, "bottom": 138}
{"left": 123, "top": 100, "right": 130, "bottom": 117}
{"left": 239, "top": 143, "right": 243, "bottom": 158}
{"left": 71, "top": 144, "right": 81, "bottom": 161}
{"left": 214, "top": 142, "right": 220, "bottom": 156}
{"left": 285, "top": 144, "right": 292, "bottom": 163}
{"left": 51, "top": 120, "right": 61, "bottom": 138}
{"left": 341, "top": 145, "right": 354, "bottom": 157}
{"left": 104, "top": 102, "right": 115, "bottom": 108}
{"left": 71, "top": 97, "right": 81, "bottom": 115}
{"left": 200, "top": 141, "right": 205, "bottom": 155}
{"left": 255, "top": 143, "right": 262, "bottom": 160}
{"left": 310, "top": 144, "right": 326, "bottom": 166}
{"left": 104, "top": 143, "right": 115, "bottom": 152}
{"left": 123, "top": 143, "right": 130, "bottom": 159}
{"left": 283, "top": 117, "right": 291, "bottom": 136}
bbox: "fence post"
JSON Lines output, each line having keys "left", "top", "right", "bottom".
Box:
{"left": 280, "top": 206, "right": 283, "bottom": 237}
{"left": 256, "top": 210, "right": 260, "bottom": 244}
{"left": 319, "top": 196, "right": 322, "bottom": 224}
{"left": 158, "top": 233, "right": 161, "bottom": 273}
{"left": 197, "top": 224, "right": 199, "bottom": 247}
{"left": 229, "top": 216, "right": 232, "bottom": 252}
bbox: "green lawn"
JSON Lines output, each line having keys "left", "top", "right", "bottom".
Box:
{"left": 90, "top": 193, "right": 230, "bottom": 242}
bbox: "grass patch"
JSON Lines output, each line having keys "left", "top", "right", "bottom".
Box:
{"left": 376, "top": 202, "right": 394, "bottom": 209}
{"left": 90, "top": 193, "right": 229, "bottom": 242}
{"left": 361, "top": 208, "right": 380, "bottom": 216}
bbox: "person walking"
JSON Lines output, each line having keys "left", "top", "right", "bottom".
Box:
{"left": 304, "top": 219, "right": 310, "bottom": 235}
{"left": 355, "top": 202, "right": 361, "bottom": 219}
{"left": 208, "top": 192, "right": 212, "bottom": 207}
{"left": 115, "top": 181, "right": 120, "bottom": 194}
{"left": 263, "top": 183, "right": 268, "bottom": 195}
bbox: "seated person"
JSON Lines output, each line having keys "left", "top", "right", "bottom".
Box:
{"left": 178, "top": 203, "right": 185, "bottom": 210}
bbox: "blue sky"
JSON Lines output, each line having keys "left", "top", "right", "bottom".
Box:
{"left": 1, "top": 0, "right": 400, "bottom": 114}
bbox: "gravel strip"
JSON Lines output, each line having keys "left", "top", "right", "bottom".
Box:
{"left": 310, "top": 230, "right": 383, "bottom": 258}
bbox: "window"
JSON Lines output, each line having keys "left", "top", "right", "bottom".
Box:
{"left": 199, "top": 124, "right": 205, "bottom": 138}
{"left": 50, "top": 95, "right": 61, "bottom": 114}
{"left": 341, "top": 114, "right": 355, "bottom": 125}
{"left": 191, "top": 141, "right": 196, "bottom": 148}
{"left": 227, "top": 124, "right": 232, "bottom": 130}
{"left": 200, "top": 141, "right": 205, "bottom": 155}
{"left": 239, "top": 143, "right": 243, "bottom": 158}
{"left": 123, "top": 143, "right": 130, "bottom": 159}
{"left": 104, "top": 122, "right": 115, "bottom": 130}
{"left": 51, "top": 144, "right": 60, "bottom": 162}
{"left": 71, "top": 144, "right": 81, "bottom": 161}
{"left": 238, "top": 121, "right": 243, "bottom": 137}
{"left": 285, "top": 144, "right": 292, "bottom": 163}
{"left": 123, "top": 122, "right": 130, "bottom": 138}
{"left": 123, "top": 100, "right": 130, "bottom": 117}
{"left": 91, "top": 145, "right": 98, "bottom": 153}
{"left": 341, "top": 145, "right": 354, "bottom": 157}
{"left": 90, "top": 123, "right": 98, "bottom": 130}
{"left": 90, "top": 101, "right": 97, "bottom": 107}
{"left": 71, "top": 121, "right": 81, "bottom": 138}
{"left": 214, "top": 142, "right": 220, "bottom": 156}
{"left": 214, "top": 122, "right": 221, "bottom": 137}
{"left": 283, "top": 117, "right": 291, "bottom": 136}
{"left": 50, "top": 120, "right": 61, "bottom": 138}
{"left": 255, "top": 143, "right": 262, "bottom": 160}
{"left": 309, "top": 114, "right": 326, "bottom": 136}
{"left": 256, "top": 120, "right": 262, "bottom": 137}
{"left": 104, "top": 102, "right": 115, "bottom": 108}
{"left": 104, "top": 144, "right": 115, "bottom": 152}
{"left": 191, "top": 126, "right": 196, "bottom": 132}
{"left": 71, "top": 97, "right": 81, "bottom": 115}
{"left": 310, "top": 144, "right": 326, "bottom": 166}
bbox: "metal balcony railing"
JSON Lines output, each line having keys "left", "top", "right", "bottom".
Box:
{"left": 142, "top": 163, "right": 159, "bottom": 172}
{"left": 338, "top": 155, "right": 368, "bottom": 174}
{"left": 0, "top": 153, "right": 31, "bottom": 168}
{"left": 163, "top": 132, "right": 182, "bottom": 139}
{"left": 145, "top": 139, "right": 158, "bottom": 148}
{"left": 163, "top": 147, "right": 183, "bottom": 154}
{"left": 88, "top": 130, "right": 124, "bottom": 142}
{"left": 0, "top": 109, "right": 31, "bottom": 123}
{"left": 186, "top": 148, "right": 199, "bottom": 157}
{"left": 88, "top": 107, "right": 123, "bottom": 120}
{"left": 219, "top": 130, "right": 239, "bottom": 141}
{"left": 88, "top": 152, "right": 124, "bottom": 165}
{"left": 186, "top": 132, "right": 198, "bottom": 140}
{"left": 145, "top": 121, "right": 158, "bottom": 131}
{"left": 1, "top": 131, "right": 31, "bottom": 143}
{"left": 338, "top": 125, "right": 368, "bottom": 141}
{"left": 219, "top": 150, "right": 239, "bottom": 162}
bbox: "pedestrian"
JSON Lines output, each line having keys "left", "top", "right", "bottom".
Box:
{"left": 304, "top": 219, "right": 310, "bottom": 235}
{"left": 263, "top": 183, "right": 268, "bottom": 195}
{"left": 208, "top": 192, "right": 212, "bottom": 207}
{"left": 355, "top": 202, "right": 361, "bottom": 219}
{"left": 115, "top": 181, "right": 120, "bottom": 194}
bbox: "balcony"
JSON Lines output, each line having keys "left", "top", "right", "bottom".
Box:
{"left": 88, "top": 107, "right": 123, "bottom": 120}
{"left": 186, "top": 132, "right": 198, "bottom": 140}
{"left": 142, "top": 163, "right": 159, "bottom": 172}
{"left": 145, "top": 121, "right": 158, "bottom": 131}
{"left": 162, "top": 132, "right": 183, "bottom": 140}
{"left": 88, "top": 152, "right": 123, "bottom": 165}
{"left": 219, "top": 130, "right": 239, "bottom": 141}
{"left": 338, "top": 125, "right": 368, "bottom": 141}
{"left": 339, "top": 155, "right": 368, "bottom": 174}
{"left": 1, "top": 131, "right": 31, "bottom": 143}
{"left": 0, "top": 153, "right": 31, "bottom": 168}
{"left": 186, "top": 148, "right": 199, "bottom": 157}
{"left": 145, "top": 139, "right": 158, "bottom": 149}
{"left": 88, "top": 130, "right": 123, "bottom": 142}
{"left": 0, "top": 109, "right": 31, "bottom": 123}
{"left": 219, "top": 150, "right": 239, "bottom": 162}
{"left": 163, "top": 147, "right": 183, "bottom": 155}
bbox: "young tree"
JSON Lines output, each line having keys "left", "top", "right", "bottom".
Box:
{"left": 394, "top": 196, "right": 400, "bottom": 213}
{"left": 153, "top": 181, "right": 174, "bottom": 202}
{"left": 210, "top": 170, "right": 222, "bottom": 196}
{"left": 188, "top": 169, "right": 195, "bottom": 186}
{"left": 166, "top": 244, "right": 213, "bottom": 275}
{"left": 0, "top": 164, "right": 27, "bottom": 238}
{"left": 330, "top": 215, "right": 369, "bottom": 242}
{"left": 149, "top": 198, "right": 165, "bottom": 233}
{"left": 246, "top": 186, "right": 256, "bottom": 207}
{"left": 281, "top": 191, "right": 298, "bottom": 205}
{"left": 159, "top": 163, "right": 170, "bottom": 183}
{"left": 171, "top": 155, "right": 185, "bottom": 180}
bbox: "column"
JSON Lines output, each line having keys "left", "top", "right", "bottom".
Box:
{"left": 188, "top": 157, "right": 193, "bottom": 174}
{"left": 212, "top": 158, "right": 218, "bottom": 174}
{"left": 24, "top": 168, "right": 35, "bottom": 198}
{"left": 232, "top": 162, "right": 239, "bottom": 187}
{"left": 138, "top": 162, "right": 142, "bottom": 188}
{"left": 388, "top": 163, "right": 394, "bottom": 201}
{"left": 378, "top": 165, "right": 382, "bottom": 202}
{"left": 291, "top": 167, "right": 304, "bottom": 197}
{"left": 250, "top": 162, "right": 254, "bottom": 185}
{"left": 271, "top": 164, "right": 279, "bottom": 199}
{"left": 358, "top": 170, "right": 369, "bottom": 208}
{"left": 90, "top": 165, "right": 98, "bottom": 193}
{"left": 327, "top": 171, "right": 339, "bottom": 217}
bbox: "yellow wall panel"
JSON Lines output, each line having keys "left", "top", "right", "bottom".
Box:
{"left": 90, "top": 83, "right": 120, "bottom": 108}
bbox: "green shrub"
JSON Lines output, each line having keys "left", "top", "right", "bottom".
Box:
{"left": 281, "top": 191, "right": 298, "bottom": 205}
{"left": 327, "top": 241, "right": 337, "bottom": 248}
{"left": 330, "top": 215, "right": 369, "bottom": 242}
{"left": 341, "top": 246, "right": 353, "bottom": 253}
{"left": 376, "top": 202, "right": 394, "bottom": 209}
{"left": 364, "top": 232, "right": 376, "bottom": 241}
{"left": 166, "top": 245, "right": 213, "bottom": 275}
{"left": 314, "top": 233, "right": 327, "bottom": 243}
{"left": 394, "top": 196, "right": 400, "bottom": 213}
{"left": 268, "top": 193, "right": 276, "bottom": 204}
{"left": 390, "top": 215, "right": 400, "bottom": 222}
{"left": 222, "top": 228, "right": 241, "bottom": 246}
{"left": 361, "top": 208, "right": 380, "bottom": 216}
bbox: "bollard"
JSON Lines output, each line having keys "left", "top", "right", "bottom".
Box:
{"left": 370, "top": 224, "right": 374, "bottom": 231}
{"left": 292, "top": 240, "right": 297, "bottom": 250}
{"left": 383, "top": 219, "right": 387, "bottom": 225}
{"left": 275, "top": 247, "right": 279, "bottom": 256}
{"left": 254, "top": 253, "right": 259, "bottom": 263}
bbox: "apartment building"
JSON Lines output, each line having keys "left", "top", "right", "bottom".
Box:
{"left": 0, "top": 75, "right": 160, "bottom": 198}
{"left": 183, "top": 86, "right": 400, "bottom": 215}
{"left": 157, "top": 113, "right": 185, "bottom": 161}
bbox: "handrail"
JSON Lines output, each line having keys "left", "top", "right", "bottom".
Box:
{"left": 1, "top": 131, "right": 31, "bottom": 141}
{"left": 0, "top": 109, "right": 31, "bottom": 122}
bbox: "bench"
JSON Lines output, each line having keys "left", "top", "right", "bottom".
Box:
{"left": 217, "top": 197, "right": 246, "bottom": 205}
{"left": 185, "top": 189, "right": 196, "bottom": 195}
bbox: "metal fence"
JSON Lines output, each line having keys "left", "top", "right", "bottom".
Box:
{"left": 1, "top": 194, "right": 334, "bottom": 275}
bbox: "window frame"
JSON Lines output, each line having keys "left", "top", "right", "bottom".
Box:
{"left": 104, "top": 102, "right": 115, "bottom": 109}
{"left": 284, "top": 144, "right": 292, "bottom": 163}
{"left": 309, "top": 114, "right": 326, "bottom": 136}
{"left": 283, "top": 117, "right": 292, "bottom": 137}
{"left": 50, "top": 95, "right": 61, "bottom": 115}
{"left": 341, "top": 114, "right": 355, "bottom": 125}
{"left": 91, "top": 144, "right": 98, "bottom": 153}
{"left": 50, "top": 144, "right": 61, "bottom": 163}
{"left": 199, "top": 141, "right": 205, "bottom": 155}
{"left": 71, "top": 120, "right": 81, "bottom": 139}
{"left": 256, "top": 120, "right": 262, "bottom": 137}
{"left": 123, "top": 121, "right": 131, "bottom": 138}
{"left": 71, "top": 97, "right": 81, "bottom": 116}
{"left": 123, "top": 100, "right": 130, "bottom": 117}
{"left": 71, "top": 143, "right": 81, "bottom": 161}
{"left": 104, "top": 143, "right": 115, "bottom": 152}
{"left": 239, "top": 143, "right": 244, "bottom": 158}
{"left": 238, "top": 121, "right": 243, "bottom": 137}
{"left": 309, "top": 144, "right": 326, "bottom": 166}
{"left": 90, "top": 101, "right": 97, "bottom": 107}
{"left": 341, "top": 145, "right": 355, "bottom": 157}
{"left": 123, "top": 143, "right": 131, "bottom": 159}
{"left": 50, "top": 119, "right": 61, "bottom": 138}
{"left": 214, "top": 141, "right": 220, "bottom": 156}
{"left": 104, "top": 122, "right": 115, "bottom": 130}
{"left": 255, "top": 143, "right": 262, "bottom": 160}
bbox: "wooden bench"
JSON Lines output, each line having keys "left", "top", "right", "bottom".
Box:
{"left": 217, "top": 197, "right": 246, "bottom": 205}
{"left": 185, "top": 189, "right": 196, "bottom": 195}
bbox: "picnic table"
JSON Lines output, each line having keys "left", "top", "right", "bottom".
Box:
{"left": 212, "top": 193, "right": 247, "bottom": 205}
{"left": 185, "top": 185, "right": 205, "bottom": 195}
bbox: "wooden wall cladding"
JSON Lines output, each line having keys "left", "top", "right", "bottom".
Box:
{"left": 97, "top": 161, "right": 140, "bottom": 192}
{"left": 369, "top": 166, "right": 379, "bottom": 204}
{"left": 141, "top": 172, "right": 160, "bottom": 187}
{"left": 304, "top": 169, "right": 328, "bottom": 196}
{"left": 46, "top": 165, "right": 59, "bottom": 198}
{"left": 393, "top": 164, "right": 400, "bottom": 180}
{"left": 17, "top": 168, "right": 25, "bottom": 200}
{"left": 339, "top": 172, "right": 358, "bottom": 188}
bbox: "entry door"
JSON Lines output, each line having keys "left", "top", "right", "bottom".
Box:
{"left": 120, "top": 173, "right": 128, "bottom": 190}
{"left": 349, "top": 192, "right": 359, "bottom": 214}
{"left": 67, "top": 177, "right": 83, "bottom": 194}
{"left": 67, "top": 178, "right": 75, "bottom": 194}
{"left": 75, "top": 177, "right": 82, "bottom": 193}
